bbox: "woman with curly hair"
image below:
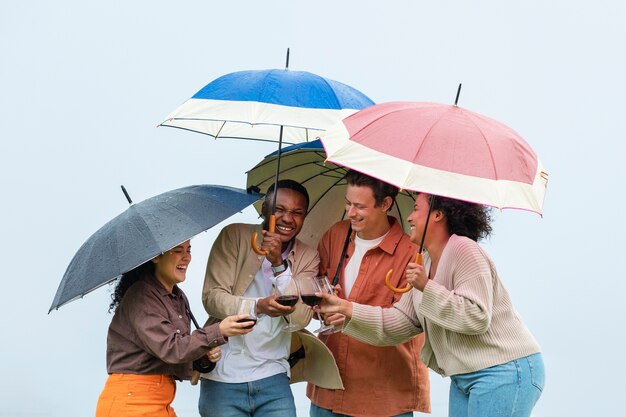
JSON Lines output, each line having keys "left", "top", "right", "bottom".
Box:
{"left": 96, "top": 240, "right": 253, "bottom": 417}
{"left": 317, "top": 193, "right": 545, "bottom": 417}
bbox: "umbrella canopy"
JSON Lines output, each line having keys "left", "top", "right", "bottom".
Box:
{"left": 246, "top": 140, "right": 416, "bottom": 248}
{"left": 159, "top": 61, "right": 374, "bottom": 254}
{"left": 159, "top": 68, "right": 374, "bottom": 145}
{"left": 49, "top": 184, "right": 262, "bottom": 312}
{"left": 320, "top": 101, "right": 549, "bottom": 215}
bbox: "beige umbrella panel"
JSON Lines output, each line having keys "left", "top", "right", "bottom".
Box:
{"left": 246, "top": 140, "right": 415, "bottom": 248}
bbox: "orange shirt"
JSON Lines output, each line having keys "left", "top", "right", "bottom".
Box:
{"left": 307, "top": 218, "right": 431, "bottom": 416}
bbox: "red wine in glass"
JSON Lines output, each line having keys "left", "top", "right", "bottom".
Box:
{"left": 237, "top": 318, "right": 257, "bottom": 329}
{"left": 276, "top": 295, "right": 299, "bottom": 307}
{"left": 300, "top": 294, "right": 322, "bottom": 307}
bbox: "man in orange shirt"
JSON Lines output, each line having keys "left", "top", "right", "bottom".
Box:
{"left": 307, "top": 170, "right": 431, "bottom": 417}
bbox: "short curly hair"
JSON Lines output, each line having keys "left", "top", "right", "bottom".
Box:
{"left": 265, "top": 179, "right": 310, "bottom": 211}
{"left": 425, "top": 194, "right": 493, "bottom": 241}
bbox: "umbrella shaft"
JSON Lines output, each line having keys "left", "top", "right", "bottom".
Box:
{"left": 271, "top": 125, "right": 285, "bottom": 214}
{"left": 419, "top": 195, "right": 436, "bottom": 253}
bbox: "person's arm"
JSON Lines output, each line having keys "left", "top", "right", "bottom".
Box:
{"left": 417, "top": 240, "right": 494, "bottom": 335}
{"left": 125, "top": 290, "right": 226, "bottom": 364}
{"left": 317, "top": 290, "right": 421, "bottom": 346}
{"left": 255, "top": 229, "right": 302, "bottom": 318}
{"left": 202, "top": 225, "right": 243, "bottom": 319}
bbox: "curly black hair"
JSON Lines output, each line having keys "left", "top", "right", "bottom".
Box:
{"left": 108, "top": 260, "right": 155, "bottom": 313}
{"left": 266, "top": 179, "right": 310, "bottom": 210}
{"left": 427, "top": 194, "right": 493, "bottom": 242}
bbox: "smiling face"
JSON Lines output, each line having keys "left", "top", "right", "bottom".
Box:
{"left": 344, "top": 184, "right": 392, "bottom": 240}
{"left": 407, "top": 193, "right": 433, "bottom": 246}
{"left": 263, "top": 188, "right": 308, "bottom": 248}
{"left": 152, "top": 240, "right": 192, "bottom": 292}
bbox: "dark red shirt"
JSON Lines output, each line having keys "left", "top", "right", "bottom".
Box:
{"left": 106, "top": 275, "right": 225, "bottom": 380}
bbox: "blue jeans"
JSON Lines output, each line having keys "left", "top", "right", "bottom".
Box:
{"left": 449, "top": 353, "right": 545, "bottom": 417}
{"left": 310, "top": 403, "right": 413, "bottom": 417}
{"left": 198, "top": 373, "right": 296, "bottom": 417}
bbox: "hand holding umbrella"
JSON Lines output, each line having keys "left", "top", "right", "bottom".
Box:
{"left": 385, "top": 194, "right": 436, "bottom": 293}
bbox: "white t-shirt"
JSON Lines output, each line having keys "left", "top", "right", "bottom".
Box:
{"left": 207, "top": 245, "right": 293, "bottom": 383}
{"left": 343, "top": 232, "right": 387, "bottom": 297}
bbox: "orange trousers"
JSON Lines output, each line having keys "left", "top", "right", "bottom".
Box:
{"left": 96, "top": 374, "right": 177, "bottom": 417}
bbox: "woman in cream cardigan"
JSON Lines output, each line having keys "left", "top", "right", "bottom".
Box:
{"left": 316, "top": 193, "right": 545, "bottom": 417}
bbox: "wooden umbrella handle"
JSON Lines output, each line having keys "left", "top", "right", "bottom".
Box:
{"left": 385, "top": 252, "right": 423, "bottom": 293}
{"left": 251, "top": 215, "right": 276, "bottom": 255}
{"left": 190, "top": 370, "right": 201, "bottom": 386}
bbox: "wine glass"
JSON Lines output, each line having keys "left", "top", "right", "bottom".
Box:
{"left": 299, "top": 276, "right": 332, "bottom": 333}
{"left": 275, "top": 274, "right": 302, "bottom": 332}
{"left": 315, "top": 275, "right": 343, "bottom": 335}
{"left": 236, "top": 297, "right": 258, "bottom": 354}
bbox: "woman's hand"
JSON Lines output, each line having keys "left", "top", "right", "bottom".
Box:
{"left": 405, "top": 261, "right": 428, "bottom": 292}
{"left": 331, "top": 284, "right": 342, "bottom": 296}
{"left": 218, "top": 314, "right": 255, "bottom": 337}
{"left": 323, "top": 312, "right": 346, "bottom": 328}
{"left": 314, "top": 292, "right": 353, "bottom": 319}
{"left": 207, "top": 346, "right": 222, "bottom": 363}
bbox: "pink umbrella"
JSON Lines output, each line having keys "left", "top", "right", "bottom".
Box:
{"left": 319, "top": 101, "right": 548, "bottom": 215}
{"left": 318, "top": 100, "right": 549, "bottom": 293}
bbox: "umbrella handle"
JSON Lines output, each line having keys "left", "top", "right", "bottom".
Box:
{"left": 385, "top": 252, "right": 423, "bottom": 293}
{"left": 251, "top": 215, "right": 276, "bottom": 255}
{"left": 190, "top": 370, "right": 201, "bottom": 386}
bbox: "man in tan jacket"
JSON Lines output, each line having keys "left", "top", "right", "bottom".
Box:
{"left": 199, "top": 179, "right": 340, "bottom": 417}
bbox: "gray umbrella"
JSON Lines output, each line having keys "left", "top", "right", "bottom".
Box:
{"left": 49, "top": 184, "right": 262, "bottom": 312}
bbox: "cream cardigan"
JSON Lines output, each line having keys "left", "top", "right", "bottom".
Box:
{"left": 344, "top": 234, "right": 540, "bottom": 376}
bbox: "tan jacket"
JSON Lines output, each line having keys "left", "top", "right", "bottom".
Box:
{"left": 201, "top": 223, "right": 343, "bottom": 389}
{"left": 202, "top": 223, "right": 317, "bottom": 327}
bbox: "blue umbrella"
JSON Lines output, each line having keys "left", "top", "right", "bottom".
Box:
{"left": 49, "top": 184, "right": 262, "bottom": 312}
{"left": 159, "top": 51, "right": 374, "bottom": 145}
{"left": 159, "top": 50, "right": 374, "bottom": 253}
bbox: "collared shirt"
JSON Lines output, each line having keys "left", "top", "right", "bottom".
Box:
{"left": 201, "top": 223, "right": 320, "bottom": 382}
{"left": 106, "top": 275, "right": 226, "bottom": 380}
{"left": 307, "top": 217, "right": 431, "bottom": 417}
{"left": 208, "top": 246, "right": 293, "bottom": 383}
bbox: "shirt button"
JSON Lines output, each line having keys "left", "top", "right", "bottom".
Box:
{"left": 176, "top": 329, "right": 181, "bottom": 333}
{"left": 178, "top": 315, "right": 182, "bottom": 319}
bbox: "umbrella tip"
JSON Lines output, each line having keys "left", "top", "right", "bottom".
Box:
{"left": 454, "top": 83, "right": 462, "bottom": 106}
{"left": 247, "top": 185, "right": 261, "bottom": 194}
{"left": 121, "top": 185, "right": 133, "bottom": 205}
{"left": 285, "top": 48, "right": 290, "bottom": 70}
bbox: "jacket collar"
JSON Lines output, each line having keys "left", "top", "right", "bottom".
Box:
{"left": 369, "top": 216, "right": 407, "bottom": 256}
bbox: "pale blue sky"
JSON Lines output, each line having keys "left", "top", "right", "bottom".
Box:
{"left": 1, "top": 1, "right": 625, "bottom": 416}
